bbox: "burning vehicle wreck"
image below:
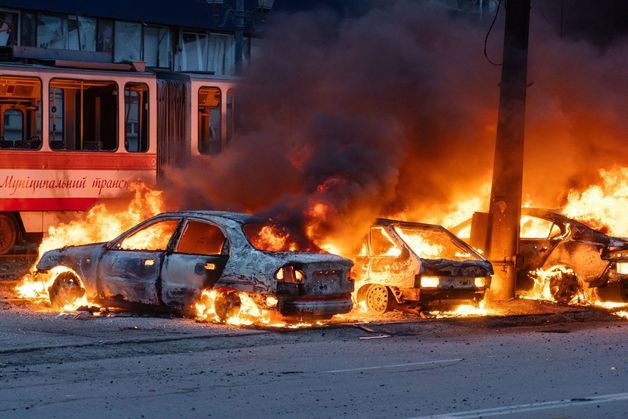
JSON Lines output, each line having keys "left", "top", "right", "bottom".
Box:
{"left": 34, "top": 211, "right": 354, "bottom": 321}
{"left": 457, "top": 208, "right": 628, "bottom": 304}
{"left": 353, "top": 219, "right": 493, "bottom": 313}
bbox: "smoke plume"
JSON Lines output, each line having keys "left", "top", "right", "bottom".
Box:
{"left": 166, "top": 0, "right": 628, "bottom": 251}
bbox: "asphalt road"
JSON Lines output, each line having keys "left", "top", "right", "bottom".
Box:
{"left": 1, "top": 303, "right": 627, "bottom": 419}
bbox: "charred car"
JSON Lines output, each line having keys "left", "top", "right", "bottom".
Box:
{"left": 36, "top": 211, "right": 354, "bottom": 320}
{"left": 455, "top": 208, "right": 628, "bottom": 303}
{"left": 353, "top": 219, "right": 493, "bottom": 313}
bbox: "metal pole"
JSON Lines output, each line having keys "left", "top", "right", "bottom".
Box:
{"left": 486, "top": 0, "right": 531, "bottom": 301}
{"left": 234, "top": 0, "right": 245, "bottom": 74}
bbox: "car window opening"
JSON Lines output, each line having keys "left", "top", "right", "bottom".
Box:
{"left": 393, "top": 226, "right": 480, "bottom": 261}
{"left": 243, "top": 223, "right": 321, "bottom": 253}
{"left": 176, "top": 220, "right": 227, "bottom": 256}
{"left": 119, "top": 219, "right": 179, "bottom": 251}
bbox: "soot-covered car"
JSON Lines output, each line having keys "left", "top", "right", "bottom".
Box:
{"left": 454, "top": 208, "right": 628, "bottom": 303}
{"left": 36, "top": 211, "right": 354, "bottom": 320}
{"left": 352, "top": 219, "right": 493, "bottom": 313}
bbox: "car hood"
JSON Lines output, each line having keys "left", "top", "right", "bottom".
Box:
{"left": 420, "top": 258, "right": 494, "bottom": 277}
{"left": 36, "top": 243, "right": 106, "bottom": 272}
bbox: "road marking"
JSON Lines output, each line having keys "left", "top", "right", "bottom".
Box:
{"left": 324, "top": 358, "right": 463, "bottom": 374}
{"left": 412, "top": 392, "right": 628, "bottom": 418}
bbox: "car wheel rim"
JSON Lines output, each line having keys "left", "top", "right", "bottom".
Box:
{"left": 550, "top": 273, "right": 580, "bottom": 304}
{"left": 366, "top": 285, "right": 389, "bottom": 314}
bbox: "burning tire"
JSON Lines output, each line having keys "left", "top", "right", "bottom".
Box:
{"left": 214, "top": 291, "right": 242, "bottom": 322}
{"left": 362, "top": 284, "right": 392, "bottom": 314}
{"left": 0, "top": 213, "right": 18, "bottom": 255}
{"left": 549, "top": 270, "right": 582, "bottom": 305}
{"left": 48, "top": 271, "right": 86, "bottom": 309}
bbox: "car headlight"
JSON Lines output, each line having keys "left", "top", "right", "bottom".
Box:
{"left": 420, "top": 276, "right": 440, "bottom": 288}
{"left": 474, "top": 277, "right": 488, "bottom": 288}
{"left": 616, "top": 262, "right": 628, "bottom": 275}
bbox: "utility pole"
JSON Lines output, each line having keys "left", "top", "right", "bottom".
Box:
{"left": 234, "top": 0, "right": 245, "bottom": 73}
{"left": 486, "top": 0, "right": 531, "bottom": 301}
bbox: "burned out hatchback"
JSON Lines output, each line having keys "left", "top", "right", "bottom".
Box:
{"left": 353, "top": 219, "right": 493, "bottom": 314}
{"left": 35, "top": 211, "right": 354, "bottom": 321}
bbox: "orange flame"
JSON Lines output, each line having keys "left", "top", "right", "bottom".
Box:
{"left": 15, "top": 182, "right": 164, "bottom": 311}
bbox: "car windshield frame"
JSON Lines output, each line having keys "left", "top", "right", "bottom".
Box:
{"left": 391, "top": 223, "right": 483, "bottom": 261}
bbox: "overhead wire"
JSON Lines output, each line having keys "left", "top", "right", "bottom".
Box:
{"left": 483, "top": 0, "right": 504, "bottom": 66}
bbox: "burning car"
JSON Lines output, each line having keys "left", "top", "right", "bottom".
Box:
{"left": 455, "top": 208, "right": 628, "bottom": 304}
{"left": 34, "top": 211, "right": 354, "bottom": 320}
{"left": 353, "top": 219, "right": 493, "bottom": 314}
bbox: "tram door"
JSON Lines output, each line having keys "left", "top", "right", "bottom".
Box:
{"left": 156, "top": 78, "right": 188, "bottom": 180}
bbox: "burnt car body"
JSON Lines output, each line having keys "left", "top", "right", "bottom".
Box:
{"left": 353, "top": 219, "right": 493, "bottom": 313}
{"left": 456, "top": 208, "right": 628, "bottom": 303}
{"left": 36, "top": 211, "right": 354, "bottom": 319}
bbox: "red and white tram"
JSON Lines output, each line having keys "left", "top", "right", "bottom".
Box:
{"left": 0, "top": 62, "right": 235, "bottom": 254}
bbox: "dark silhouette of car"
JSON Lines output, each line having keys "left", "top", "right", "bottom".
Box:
{"left": 453, "top": 208, "right": 628, "bottom": 304}
{"left": 352, "top": 219, "right": 493, "bottom": 314}
{"left": 36, "top": 211, "right": 354, "bottom": 320}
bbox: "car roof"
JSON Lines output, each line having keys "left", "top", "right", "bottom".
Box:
{"left": 375, "top": 218, "right": 446, "bottom": 231}
{"left": 155, "top": 211, "right": 263, "bottom": 224}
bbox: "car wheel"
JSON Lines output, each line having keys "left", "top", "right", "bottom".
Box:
{"left": 48, "top": 271, "right": 86, "bottom": 309}
{"left": 549, "top": 270, "right": 582, "bottom": 305}
{"left": 0, "top": 213, "right": 18, "bottom": 255}
{"left": 214, "top": 291, "right": 242, "bottom": 322}
{"left": 364, "top": 284, "right": 391, "bottom": 314}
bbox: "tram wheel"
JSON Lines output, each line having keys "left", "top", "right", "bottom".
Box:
{"left": 0, "top": 214, "right": 18, "bottom": 255}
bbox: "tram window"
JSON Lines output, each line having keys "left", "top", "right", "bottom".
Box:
{"left": 0, "top": 77, "right": 42, "bottom": 150}
{"left": 198, "top": 87, "right": 221, "bottom": 155}
{"left": 226, "top": 89, "right": 234, "bottom": 144}
{"left": 125, "top": 83, "right": 149, "bottom": 153}
{"left": 49, "top": 79, "right": 117, "bottom": 152}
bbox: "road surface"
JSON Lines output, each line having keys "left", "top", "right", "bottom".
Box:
{"left": 0, "top": 302, "right": 626, "bottom": 418}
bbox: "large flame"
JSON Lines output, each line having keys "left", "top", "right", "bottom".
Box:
{"left": 16, "top": 182, "right": 164, "bottom": 311}
{"left": 194, "top": 289, "right": 321, "bottom": 328}
{"left": 562, "top": 167, "right": 627, "bottom": 237}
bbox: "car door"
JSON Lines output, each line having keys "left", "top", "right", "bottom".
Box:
{"left": 98, "top": 217, "right": 182, "bottom": 305}
{"left": 518, "top": 215, "right": 563, "bottom": 287}
{"left": 160, "top": 218, "right": 229, "bottom": 309}
{"left": 367, "top": 226, "right": 413, "bottom": 288}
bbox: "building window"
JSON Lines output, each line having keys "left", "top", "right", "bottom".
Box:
{"left": 97, "top": 19, "right": 113, "bottom": 52}
{"left": 198, "top": 87, "right": 221, "bottom": 155}
{"left": 49, "top": 79, "right": 118, "bottom": 152}
{"left": 21, "top": 13, "right": 37, "bottom": 46}
{"left": 176, "top": 32, "right": 235, "bottom": 75}
{"left": 114, "top": 21, "right": 141, "bottom": 62}
{"left": 144, "top": 26, "right": 171, "bottom": 68}
{"left": 0, "top": 11, "right": 18, "bottom": 46}
{"left": 125, "top": 83, "right": 149, "bottom": 152}
{"left": 0, "top": 76, "right": 42, "bottom": 150}
{"left": 35, "top": 14, "right": 97, "bottom": 51}
{"left": 68, "top": 16, "right": 97, "bottom": 51}
{"left": 37, "top": 14, "right": 65, "bottom": 49}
